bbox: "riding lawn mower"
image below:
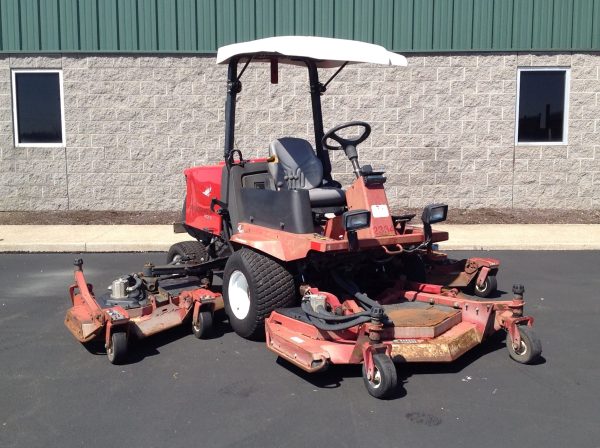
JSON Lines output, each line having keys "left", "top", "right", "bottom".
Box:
{"left": 65, "top": 36, "right": 541, "bottom": 399}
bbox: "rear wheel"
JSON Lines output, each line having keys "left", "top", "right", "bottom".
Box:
{"left": 507, "top": 326, "right": 542, "bottom": 364}
{"left": 167, "top": 241, "right": 208, "bottom": 264}
{"left": 223, "top": 248, "right": 296, "bottom": 340}
{"left": 106, "top": 331, "right": 128, "bottom": 365}
{"left": 362, "top": 354, "right": 398, "bottom": 399}
{"left": 474, "top": 274, "right": 497, "bottom": 298}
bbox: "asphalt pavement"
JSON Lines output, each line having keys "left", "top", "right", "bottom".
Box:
{"left": 1, "top": 251, "right": 599, "bottom": 448}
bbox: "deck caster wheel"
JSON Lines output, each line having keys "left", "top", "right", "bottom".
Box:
{"left": 507, "top": 326, "right": 542, "bottom": 364}
{"left": 192, "top": 310, "right": 213, "bottom": 339}
{"left": 474, "top": 274, "right": 497, "bottom": 298}
{"left": 362, "top": 354, "right": 398, "bottom": 399}
{"left": 107, "top": 331, "right": 128, "bottom": 365}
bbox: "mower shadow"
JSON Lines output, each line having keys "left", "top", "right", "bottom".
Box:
{"left": 83, "top": 315, "right": 234, "bottom": 364}
{"left": 276, "top": 332, "right": 525, "bottom": 400}
{"left": 276, "top": 358, "right": 410, "bottom": 399}
{"left": 127, "top": 318, "right": 234, "bottom": 364}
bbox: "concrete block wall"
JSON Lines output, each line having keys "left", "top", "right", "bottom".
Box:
{"left": 0, "top": 52, "right": 599, "bottom": 211}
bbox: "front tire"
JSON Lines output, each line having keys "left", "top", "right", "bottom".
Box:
{"left": 223, "top": 248, "right": 295, "bottom": 340}
{"left": 362, "top": 354, "right": 398, "bottom": 399}
{"left": 506, "top": 326, "right": 542, "bottom": 364}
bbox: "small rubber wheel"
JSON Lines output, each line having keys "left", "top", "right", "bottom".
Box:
{"left": 362, "top": 354, "right": 398, "bottom": 399}
{"left": 223, "top": 248, "right": 296, "bottom": 340}
{"left": 167, "top": 241, "right": 208, "bottom": 264}
{"left": 106, "top": 331, "right": 128, "bottom": 365}
{"left": 506, "top": 326, "right": 542, "bottom": 364}
{"left": 192, "top": 310, "right": 213, "bottom": 339}
{"left": 474, "top": 274, "right": 497, "bottom": 298}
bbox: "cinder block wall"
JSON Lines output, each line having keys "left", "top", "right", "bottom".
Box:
{"left": 0, "top": 52, "right": 599, "bottom": 211}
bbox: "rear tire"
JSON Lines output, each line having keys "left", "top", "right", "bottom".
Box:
{"left": 474, "top": 274, "right": 497, "bottom": 298}
{"left": 507, "top": 326, "right": 542, "bottom": 364}
{"left": 362, "top": 354, "right": 398, "bottom": 399}
{"left": 167, "top": 241, "right": 208, "bottom": 264}
{"left": 106, "top": 331, "right": 128, "bottom": 365}
{"left": 223, "top": 248, "right": 296, "bottom": 340}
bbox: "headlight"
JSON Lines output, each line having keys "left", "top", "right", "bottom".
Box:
{"left": 343, "top": 210, "right": 371, "bottom": 231}
{"left": 421, "top": 204, "right": 448, "bottom": 225}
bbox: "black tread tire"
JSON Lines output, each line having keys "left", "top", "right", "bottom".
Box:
{"left": 474, "top": 274, "right": 497, "bottom": 298}
{"left": 362, "top": 353, "right": 398, "bottom": 399}
{"left": 167, "top": 241, "right": 208, "bottom": 264}
{"left": 223, "top": 248, "right": 296, "bottom": 340}
{"left": 107, "top": 331, "right": 128, "bottom": 365}
{"left": 192, "top": 310, "right": 213, "bottom": 339}
{"left": 507, "top": 326, "right": 542, "bottom": 364}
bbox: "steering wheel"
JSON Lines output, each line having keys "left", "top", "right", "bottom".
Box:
{"left": 322, "top": 121, "right": 372, "bottom": 151}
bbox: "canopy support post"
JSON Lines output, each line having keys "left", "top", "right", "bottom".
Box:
{"left": 306, "top": 60, "right": 333, "bottom": 182}
{"left": 224, "top": 58, "right": 239, "bottom": 163}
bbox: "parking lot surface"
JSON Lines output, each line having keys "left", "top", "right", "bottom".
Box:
{"left": 1, "top": 251, "right": 599, "bottom": 448}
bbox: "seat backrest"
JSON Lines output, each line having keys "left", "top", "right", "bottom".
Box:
{"left": 268, "top": 137, "right": 323, "bottom": 190}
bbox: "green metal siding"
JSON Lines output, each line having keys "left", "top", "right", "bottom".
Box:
{"left": 0, "top": 0, "right": 598, "bottom": 53}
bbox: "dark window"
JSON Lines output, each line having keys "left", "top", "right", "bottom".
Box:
{"left": 13, "top": 71, "right": 64, "bottom": 145}
{"left": 517, "top": 70, "right": 568, "bottom": 144}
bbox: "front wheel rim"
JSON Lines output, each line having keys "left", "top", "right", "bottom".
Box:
{"left": 514, "top": 340, "right": 528, "bottom": 356}
{"left": 369, "top": 367, "right": 382, "bottom": 389}
{"left": 228, "top": 270, "right": 251, "bottom": 320}
{"left": 475, "top": 279, "right": 488, "bottom": 293}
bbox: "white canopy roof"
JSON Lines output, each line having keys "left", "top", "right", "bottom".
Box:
{"left": 216, "top": 36, "right": 407, "bottom": 68}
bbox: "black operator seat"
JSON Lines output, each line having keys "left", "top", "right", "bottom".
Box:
{"left": 267, "top": 137, "right": 346, "bottom": 207}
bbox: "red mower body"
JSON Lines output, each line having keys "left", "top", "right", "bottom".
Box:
{"left": 184, "top": 164, "right": 224, "bottom": 235}
{"left": 64, "top": 37, "right": 540, "bottom": 398}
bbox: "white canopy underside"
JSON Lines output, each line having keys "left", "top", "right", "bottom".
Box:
{"left": 216, "top": 36, "right": 407, "bottom": 68}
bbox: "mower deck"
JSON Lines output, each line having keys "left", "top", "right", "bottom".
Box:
{"left": 265, "top": 280, "right": 537, "bottom": 385}
{"left": 65, "top": 259, "right": 223, "bottom": 363}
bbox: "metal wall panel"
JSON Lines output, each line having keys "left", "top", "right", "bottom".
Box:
{"left": 413, "top": 0, "right": 434, "bottom": 50}
{"left": 452, "top": 0, "right": 473, "bottom": 50}
{"left": 492, "top": 0, "right": 513, "bottom": 50}
{"left": 0, "top": 0, "right": 598, "bottom": 53}
{"left": 433, "top": 0, "right": 453, "bottom": 50}
{"left": 472, "top": 0, "right": 494, "bottom": 50}
{"left": 97, "top": 0, "right": 118, "bottom": 51}
{"left": 593, "top": 0, "right": 600, "bottom": 49}
{"left": 572, "top": 0, "right": 595, "bottom": 49}
{"left": 39, "top": 0, "right": 60, "bottom": 51}
{"left": 373, "top": 0, "right": 393, "bottom": 48}
{"left": 334, "top": 0, "right": 354, "bottom": 40}
{"left": 552, "top": 0, "right": 574, "bottom": 49}
{"left": 392, "top": 0, "right": 414, "bottom": 51}
{"left": 532, "top": 0, "right": 554, "bottom": 50}
{"left": 512, "top": 0, "right": 534, "bottom": 50}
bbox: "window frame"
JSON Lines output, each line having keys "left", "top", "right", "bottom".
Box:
{"left": 514, "top": 67, "right": 570, "bottom": 146}
{"left": 11, "top": 69, "right": 66, "bottom": 148}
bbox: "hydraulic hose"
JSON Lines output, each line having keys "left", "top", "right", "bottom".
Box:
{"left": 300, "top": 298, "right": 370, "bottom": 322}
{"left": 126, "top": 274, "right": 143, "bottom": 293}
{"left": 331, "top": 272, "right": 379, "bottom": 309}
{"left": 301, "top": 301, "right": 372, "bottom": 330}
